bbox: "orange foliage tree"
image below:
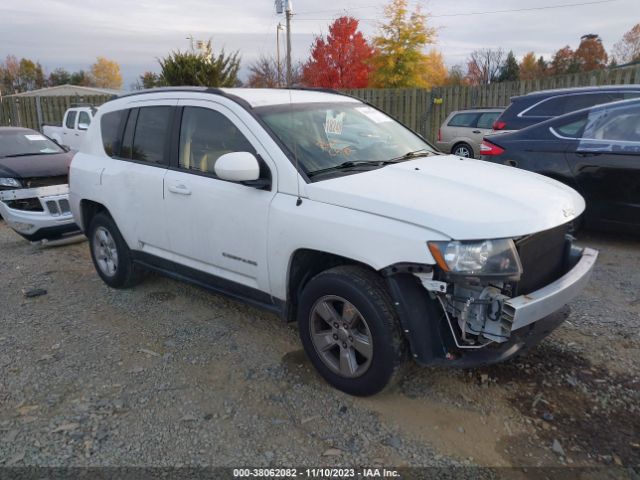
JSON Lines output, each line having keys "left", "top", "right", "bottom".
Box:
{"left": 302, "top": 16, "right": 373, "bottom": 88}
{"left": 574, "top": 34, "right": 608, "bottom": 72}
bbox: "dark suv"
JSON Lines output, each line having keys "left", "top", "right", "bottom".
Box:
{"left": 492, "top": 85, "right": 640, "bottom": 132}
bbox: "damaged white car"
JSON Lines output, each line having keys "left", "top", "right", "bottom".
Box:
{"left": 69, "top": 88, "right": 598, "bottom": 396}
{"left": 0, "top": 127, "right": 79, "bottom": 241}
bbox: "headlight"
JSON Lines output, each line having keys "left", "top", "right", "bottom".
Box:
{"left": 0, "top": 178, "right": 22, "bottom": 188}
{"left": 428, "top": 239, "right": 522, "bottom": 277}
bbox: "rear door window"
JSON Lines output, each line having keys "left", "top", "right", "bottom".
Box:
{"left": 65, "top": 111, "right": 77, "bottom": 129}
{"left": 131, "top": 106, "right": 173, "bottom": 164}
{"left": 476, "top": 112, "right": 501, "bottom": 129}
{"left": 562, "top": 93, "right": 616, "bottom": 114}
{"left": 448, "top": 113, "right": 479, "bottom": 127}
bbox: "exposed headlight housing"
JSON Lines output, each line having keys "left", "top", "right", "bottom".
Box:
{"left": 0, "top": 177, "right": 22, "bottom": 188}
{"left": 428, "top": 239, "right": 522, "bottom": 277}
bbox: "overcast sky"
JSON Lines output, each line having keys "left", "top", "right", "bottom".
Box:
{"left": 0, "top": 0, "right": 636, "bottom": 89}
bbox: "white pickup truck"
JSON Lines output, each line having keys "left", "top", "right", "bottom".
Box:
{"left": 69, "top": 88, "right": 598, "bottom": 396}
{"left": 43, "top": 106, "right": 96, "bottom": 150}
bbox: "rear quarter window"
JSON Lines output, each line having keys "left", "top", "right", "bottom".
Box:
{"left": 100, "top": 110, "right": 127, "bottom": 156}
{"left": 447, "top": 113, "right": 478, "bottom": 127}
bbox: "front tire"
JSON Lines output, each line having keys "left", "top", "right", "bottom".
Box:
{"left": 297, "top": 266, "right": 407, "bottom": 396}
{"left": 88, "top": 212, "right": 142, "bottom": 288}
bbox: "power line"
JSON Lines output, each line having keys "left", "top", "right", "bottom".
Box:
{"left": 295, "top": 0, "right": 617, "bottom": 19}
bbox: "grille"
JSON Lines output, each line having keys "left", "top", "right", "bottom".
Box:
{"left": 22, "top": 176, "right": 68, "bottom": 188}
{"left": 45, "top": 199, "right": 71, "bottom": 216}
{"left": 515, "top": 223, "right": 569, "bottom": 295}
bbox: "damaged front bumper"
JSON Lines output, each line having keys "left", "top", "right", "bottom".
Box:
{"left": 385, "top": 245, "right": 598, "bottom": 368}
{"left": 0, "top": 184, "right": 80, "bottom": 241}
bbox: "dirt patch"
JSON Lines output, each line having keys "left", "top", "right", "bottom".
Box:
{"left": 475, "top": 343, "right": 640, "bottom": 466}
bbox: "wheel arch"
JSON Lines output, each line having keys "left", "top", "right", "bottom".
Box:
{"left": 79, "top": 199, "right": 112, "bottom": 232}
{"left": 284, "top": 248, "right": 376, "bottom": 323}
{"left": 451, "top": 141, "right": 474, "bottom": 157}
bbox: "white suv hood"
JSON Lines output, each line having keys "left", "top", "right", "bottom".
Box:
{"left": 305, "top": 155, "right": 585, "bottom": 240}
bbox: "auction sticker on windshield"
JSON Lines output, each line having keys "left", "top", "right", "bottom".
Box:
{"left": 325, "top": 111, "right": 345, "bottom": 135}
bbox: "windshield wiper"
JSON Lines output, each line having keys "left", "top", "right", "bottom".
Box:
{"left": 386, "top": 149, "right": 436, "bottom": 163}
{"left": 2, "top": 152, "right": 58, "bottom": 158}
{"left": 307, "top": 160, "right": 399, "bottom": 178}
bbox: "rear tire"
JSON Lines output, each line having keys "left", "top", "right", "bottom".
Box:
{"left": 88, "top": 212, "right": 142, "bottom": 289}
{"left": 297, "top": 265, "right": 407, "bottom": 396}
{"left": 452, "top": 142, "right": 473, "bottom": 158}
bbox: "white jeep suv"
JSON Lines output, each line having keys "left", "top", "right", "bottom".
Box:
{"left": 69, "top": 87, "right": 597, "bottom": 396}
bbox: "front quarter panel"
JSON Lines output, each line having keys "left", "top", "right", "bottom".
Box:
{"left": 267, "top": 194, "right": 448, "bottom": 300}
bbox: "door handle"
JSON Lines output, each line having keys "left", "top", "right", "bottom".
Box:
{"left": 472, "top": 130, "right": 481, "bottom": 134}
{"left": 168, "top": 184, "right": 191, "bottom": 195}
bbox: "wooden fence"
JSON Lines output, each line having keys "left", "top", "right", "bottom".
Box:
{"left": 1, "top": 64, "right": 639, "bottom": 141}
{"left": 346, "top": 64, "right": 640, "bottom": 142}
{"left": 0, "top": 94, "right": 114, "bottom": 131}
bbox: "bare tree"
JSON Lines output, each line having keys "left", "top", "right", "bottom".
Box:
{"left": 247, "top": 54, "right": 302, "bottom": 88}
{"left": 465, "top": 48, "right": 505, "bottom": 85}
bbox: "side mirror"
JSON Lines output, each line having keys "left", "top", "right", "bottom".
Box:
{"left": 78, "top": 123, "right": 90, "bottom": 131}
{"left": 214, "top": 152, "right": 260, "bottom": 183}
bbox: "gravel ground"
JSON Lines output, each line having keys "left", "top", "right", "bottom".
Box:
{"left": 0, "top": 222, "right": 638, "bottom": 472}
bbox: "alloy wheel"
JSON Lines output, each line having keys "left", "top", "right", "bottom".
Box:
{"left": 93, "top": 226, "right": 119, "bottom": 277}
{"left": 309, "top": 295, "right": 373, "bottom": 378}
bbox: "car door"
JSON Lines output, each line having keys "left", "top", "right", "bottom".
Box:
{"left": 565, "top": 102, "right": 640, "bottom": 229}
{"left": 163, "top": 100, "right": 277, "bottom": 294}
{"left": 63, "top": 110, "right": 77, "bottom": 147}
{"left": 99, "top": 101, "right": 176, "bottom": 253}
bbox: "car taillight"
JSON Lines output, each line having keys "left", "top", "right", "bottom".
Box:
{"left": 480, "top": 140, "right": 505, "bottom": 156}
{"left": 493, "top": 120, "right": 506, "bottom": 130}
{"left": 437, "top": 128, "right": 442, "bottom": 142}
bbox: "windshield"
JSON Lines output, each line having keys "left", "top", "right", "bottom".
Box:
{"left": 256, "top": 102, "right": 436, "bottom": 178}
{"left": 0, "top": 130, "right": 64, "bottom": 158}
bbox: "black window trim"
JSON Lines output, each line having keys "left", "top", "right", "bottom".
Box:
{"left": 168, "top": 105, "right": 273, "bottom": 190}
{"left": 105, "top": 106, "right": 175, "bottom": 168}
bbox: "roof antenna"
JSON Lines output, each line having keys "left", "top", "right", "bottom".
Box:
{"left": 288, "top": 86, "right": 303, "bottom": 206}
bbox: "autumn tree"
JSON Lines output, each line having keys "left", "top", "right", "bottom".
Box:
{"left": 550, "top": 46, "right": 579, "bottom": 75}
{"left": 302, "top": 16, "right": 373, "bottom": 88}
{"left": 0, "top": 55, "right": 20, "bottom": 94}
{"left": 574, "top": 34, "right": 608, "bottom": 72}
{"left": 420, "top": 49, "right": 447, "bottom": 89}
{"left": 90, "top": 57, "right": 122, "bottom": 89}
{"left": 369, "top": 0, "right": 436, "bottom": 88}
{"left": 465, "top": 48, "right": 505, "bottom": 85}
{"left": 613, "top": 23, "right": 640, "bottom": 64}
{"left": 159, "top": 41, "right": 240, "bottom": 87}
{"left": 498, "top": 51, "right": 519, "bottom": 82}
{"left": 518, "top": 52, "right": 538, "bottom": 80}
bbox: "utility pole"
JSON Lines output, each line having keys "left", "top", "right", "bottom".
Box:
{"left": 285, "top": 0, "right": 293, "bottom": 87}
{"left": 276, "top": 23, "right": 284, "bottom": 87}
